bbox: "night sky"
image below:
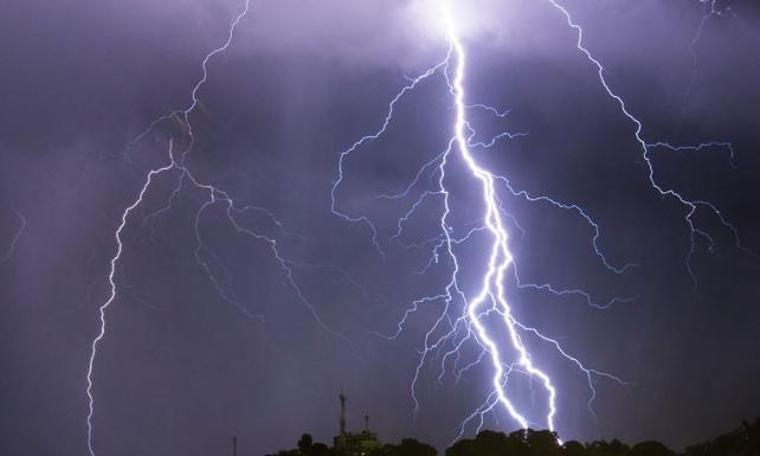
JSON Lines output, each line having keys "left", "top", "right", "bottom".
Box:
{"left": 1, "top": 1, "right": 760, "bottom": 455}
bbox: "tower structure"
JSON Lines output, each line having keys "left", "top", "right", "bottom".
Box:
{"left": 339, "top": 389, "right": 347, "bottom": 436}
{"left": 333, "top": 390, "right": 380, "bottom": 455}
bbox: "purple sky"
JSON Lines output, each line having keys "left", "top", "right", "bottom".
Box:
{"left": 1, "top": 0, "right": 759, "bottom": 455}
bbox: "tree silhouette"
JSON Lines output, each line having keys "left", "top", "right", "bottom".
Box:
{"left": 371, "top": 438, "right": 437, "bottom": 456}
{"left": 265, "top": 416, "right": 760, "bottom": 456}
{"left": 446, "top": 429, "right": 562, "bottom": 456}
{"left": 526, "top": 429, "right": 561, "bottom": 456}
{"left": 298, "top": 434, "right": 314, "bottom": 455}
{"left": 684, "top": 418, "right": 760, "bottom": 456}
{"left": 585, "top": 439, "right": 631, "bottom": 456}
{"left": 562, "top": 441, "right": 586, "bottom": 456}
{"left": 631, "top": 441, "right": 672, "bottom": 456}
{"left": 309, "top": 442, "right": 329, "bottom": 456}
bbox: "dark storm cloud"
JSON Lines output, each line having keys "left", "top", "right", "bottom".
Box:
{"left": 1, "top": 1, "right": 759, "bottom": 455}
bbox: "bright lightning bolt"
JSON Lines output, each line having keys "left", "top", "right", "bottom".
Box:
{"left": 333, "top": 0, "right": 629, "bottom": 441}
{"left": 443, "top": 6, "right": 561, "bottom": 431}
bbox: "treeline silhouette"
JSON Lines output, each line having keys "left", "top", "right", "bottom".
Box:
{"left": 266, "top": 417, "right": 760, "bottom": 456}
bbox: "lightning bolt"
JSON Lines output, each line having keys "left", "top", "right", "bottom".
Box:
{"left": 547, "top": 0, "right": 750, "bottom": 288}
{"left": 86, "top": 0, "right": 253, "bottom": 446}
{"left": 443, "top": 13, "right": 561, "bottom": 430}
{"left": 85, "top": 141, "right": 176, "bottom": 456}
{"left": 333, "top": 0, "right": 630, "bottom": 441}
{"left": 334, "top": 0, "right": 748, "bottom": 441}
{"left": 330, "top": 59, "right": 449, "bottom": 255}
{"left": 81, "top": 0, "right": 752, "bottom": 451}
{"left": 1, "top": 209, "right": 26, "bottom": 263}
{"left": 85, "top": 1, "right": 356, "bottom": 454}
{"left": 683, "top": 0, "right": 735, "bottom": 107}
